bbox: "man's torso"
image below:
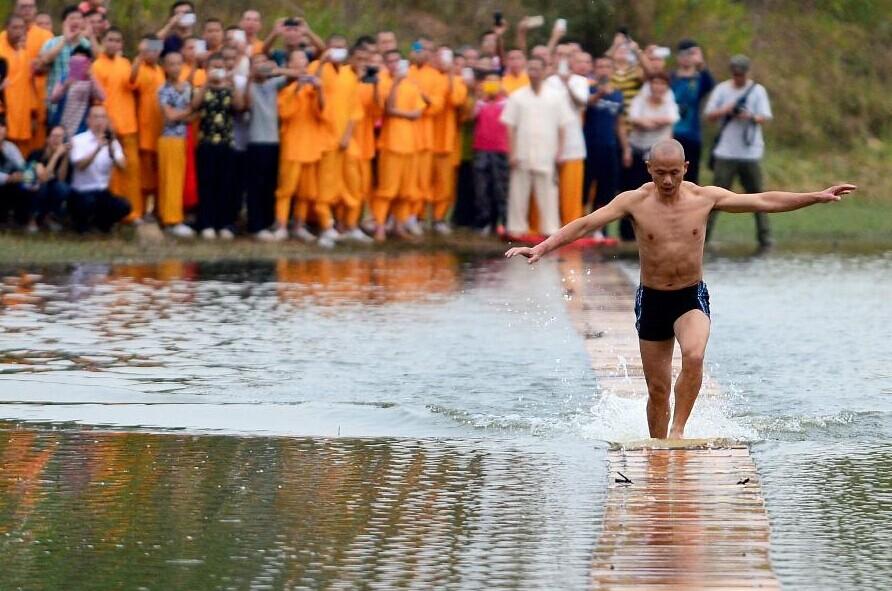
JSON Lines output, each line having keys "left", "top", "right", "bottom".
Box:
{"left": 627, "top": 182, "right": 715, "bottom": 289}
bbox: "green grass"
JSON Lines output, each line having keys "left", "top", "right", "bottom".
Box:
{"left": 704, "top": 144, "right": 892, "bottom": 247}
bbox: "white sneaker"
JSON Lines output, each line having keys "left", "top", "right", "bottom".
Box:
{"left": 168, "top": 223, "right": 196, "bottom": 238}
{"left": 255, "top": 229, "right": 275, "bottom": 242}
{"left": 290, "top": 224, "right": 317, "bottom": 243}
{"left": 405, "top": 217, "right": 424, "bottom": 237}
{"left": 201, "top": 228, "right": 216, "bottom": 240}
{"left": 319, "top": 227, "right": 341, "bottom": 243}
{"left": 342, "top": 227, "right": 373, "bottom": 243}
{"left": 218, "top": 228, "right": 235, "bottom": 241}
{"left": 317, "top": 235, "right": 336, "bottom": 249}
{"left": 271, "top": 226, "right": 289, "bottom": 242}
{"left": 433, "top": 222, "right": 452, "bottom": 236}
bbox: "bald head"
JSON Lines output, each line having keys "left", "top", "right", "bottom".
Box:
{"left": 648, "top": 139, "right": 686, "bottom": 164}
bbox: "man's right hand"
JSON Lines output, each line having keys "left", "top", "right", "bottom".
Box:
{"left": 505, "top": 246, "right": 543, "bottom": 264}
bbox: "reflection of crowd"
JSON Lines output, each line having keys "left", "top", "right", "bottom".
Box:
{"left": 0, "top": 1, "right": 773, "bottom": 246}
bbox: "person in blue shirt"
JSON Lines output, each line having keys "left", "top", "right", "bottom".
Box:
{"left": 582, "top": 56, "right": 631, "bottom": 237}
{"left": 670, "top": 39, "right": 714, "bottom": 185}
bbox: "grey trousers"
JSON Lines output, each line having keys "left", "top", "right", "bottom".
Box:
{"left": 707, "top": 157, "right": 772, "bottom": 246}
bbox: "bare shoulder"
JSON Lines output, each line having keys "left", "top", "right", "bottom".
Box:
{"left": 617, "top": 183, "right": 652, "bottom": 207}
{"left": 683, "top": 181, "right": 732, "bottom": 205}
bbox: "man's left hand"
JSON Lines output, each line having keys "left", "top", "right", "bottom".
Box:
{"left": 815, "top": 184, "right": 857, "bottom": 203}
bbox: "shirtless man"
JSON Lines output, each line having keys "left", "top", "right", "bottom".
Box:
{"left": 506, "top": 138, "right": 856, "bottom": 439}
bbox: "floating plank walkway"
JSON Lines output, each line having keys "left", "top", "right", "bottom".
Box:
{"left": 558, "top": 255, "right": 780, "bottom": 590}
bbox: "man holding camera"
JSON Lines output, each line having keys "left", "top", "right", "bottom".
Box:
{"left": 68, "top": 104, "right": 131, "bottom": 232}
{"left": 704, "top": 54, "right": 773, "bottom": 248}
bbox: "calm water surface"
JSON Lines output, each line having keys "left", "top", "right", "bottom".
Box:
{"left": 0, "top": 251, "right": 889, "bottom": 590}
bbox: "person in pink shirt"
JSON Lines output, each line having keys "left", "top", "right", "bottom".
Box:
{"left": 472, "top": 73, "right": 510, "bottom": 235}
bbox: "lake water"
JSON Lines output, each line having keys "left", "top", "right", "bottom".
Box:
{"left": 0, "top": 251, "right": 889, "bottom": 590}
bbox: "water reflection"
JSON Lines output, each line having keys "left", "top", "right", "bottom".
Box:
{"left": 0, "top": 253, "right": 598, "bottom": 437}
{"left": 592, "top": 448, "right": 776, "bottom": 589}
{"left": 0, "top": 425, "right": 603, "bottom": 590}
{"left": 754, "top": 441, "right": 892, "bottom": 590}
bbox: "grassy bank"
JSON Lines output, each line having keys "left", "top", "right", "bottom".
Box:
{"left": 703, "top": 145, "right": 892, "bottom": 246}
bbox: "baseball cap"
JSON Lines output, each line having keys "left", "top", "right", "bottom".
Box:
{"left": 729, "top": 54, "right": 751, "bottom": 71}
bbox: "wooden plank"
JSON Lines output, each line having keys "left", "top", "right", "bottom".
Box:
{"left": 557, "top": 256, "right": 780, "bottom": 590}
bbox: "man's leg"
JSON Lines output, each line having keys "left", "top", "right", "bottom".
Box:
{"left": 739, "top": 159, "right": 772, "bottom": 247}
{"left": 471, "top": 151, "right": 491, "bottom": 229}
{"left": 640, "top": 338, "right": 675, "bottom": 439}
{"left": 670, "top": 309, "right": 711, "bottom": 438}
{"left": 94, "top": 190, "right": 132, "bottom": 232}
{"left": 706, "top": 158, "right": 738, "bottom": 242}
{"left": 532, "top": 170, "right": 560, "bottom": 236}
{"left": 506, "top": 167, "right": 532, "bottom": 236}
{"left": 558, "top": 159, "right": 584, "bottom": 226}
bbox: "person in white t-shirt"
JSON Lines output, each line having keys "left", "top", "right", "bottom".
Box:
{"left": 500, "top": 57, "right": 575, "bottom": 237}
{"left": 704, "top": 54, "right": 774, "bottom": 247}
{"left": 69, "top": 104, "right": 132, "bottom": 232}
{"left": 544, "top": 51, "right": 589, "bottom": 226}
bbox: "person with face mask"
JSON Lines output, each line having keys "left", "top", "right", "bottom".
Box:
{"left": 471, "top": 73, "right": 510, "bottom": 235}
{"left": 49, "top": 46, "right": 104, "bottom": 140}
{"left": 189, "top": 52, "right": 246, "bottom": 240}
{"left": 307, "top": 35, "right": 367, "bottom": 247}
{"left": 92, "top": 27, "right": 143, "bottom": 222}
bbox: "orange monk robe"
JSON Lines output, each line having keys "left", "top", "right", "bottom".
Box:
{"left": 276, "top": 82, "right": 325, "bottom": 225}
{"left": 431, "top": 76, "right": 468, "bottom": 221}
{"left": 92, "top": 53, "right": 142, "bottom": 219}
{"left": 179, "top": 64, "right": 207, "bottom": 87}
{"left": 309, "top": 62, "right": 364, "bottom": 229}
{"left": 249, "top": 39, "right": 265, "bottom": 56}
{"left": 502, "top": 71, "right": 530, "bottom": 95}
{"left": 133, "top": 62, "right": 165, "bottom": 193}
{"left": 355, "top": 81, "right": 380, "bottom": 203}
{"left": 373, "top": 76, "right": 425, "bottom": 224}
{"left": 0, "top": 36, "right": 35, "bottom": 152}
{"left": 408, "top": 64, "right": 446, "bottom": 208}
{"left": 1, "top": 25, "right": 53, "bottom": 151}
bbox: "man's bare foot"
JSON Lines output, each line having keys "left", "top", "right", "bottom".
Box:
{"left": 668, "top": 429, "right": 685, "bottom": 440}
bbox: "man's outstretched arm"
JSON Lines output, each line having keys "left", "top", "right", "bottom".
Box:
{"left": 711, "top": 184, "right": 857, "bottom": 213}
{"left": 505, "top": 191, "right": 634, "bottom": 263}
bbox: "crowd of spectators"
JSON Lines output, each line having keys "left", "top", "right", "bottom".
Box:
{"left": 0, "top": 1, "right": 774, "bottom": 247}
